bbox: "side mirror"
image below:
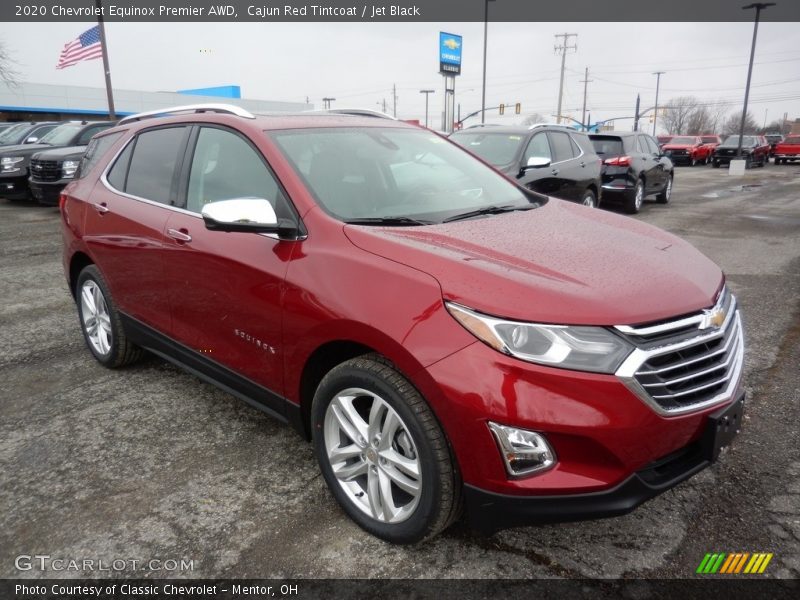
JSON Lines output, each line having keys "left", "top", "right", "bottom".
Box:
{"left": 201, "top": 198, "right": 298, "bottom": 238}
{"left": 520, "top": 156, "right": 551, "bottom": 175}
{"left": 24, "top": 136, "right": 38, "bottom": 144}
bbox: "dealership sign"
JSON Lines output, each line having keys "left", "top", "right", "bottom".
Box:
{"left": 439, "top": 32, "right": 462, "bottom": 76}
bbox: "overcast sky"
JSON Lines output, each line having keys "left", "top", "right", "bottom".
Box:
{"left": 1, "top": 21, "right": 798, "bottom": 131}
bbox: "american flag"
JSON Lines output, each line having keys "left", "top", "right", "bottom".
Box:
{"left": 56, "top": 26, "right": 103, "bottom": 70}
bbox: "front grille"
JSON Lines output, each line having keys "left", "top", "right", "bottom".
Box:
{"left": 669, "top": 149, "right": 687, "bottom": 156}
{"left": 615, "top": 288, "right": 744, "bottom": 415}
{"left": 30, "top": 159, "right": 61, "bottom": 182}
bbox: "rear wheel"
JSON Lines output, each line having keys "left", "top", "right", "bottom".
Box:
{"left": 76, "top": 265, "right": 143, "bottom": 368}
{"left": 656, "top": 175, "right": 673, "bottom": 203}
{"left": 312, "top": 354, "right": 461, "bottom": 543}
{"left": 690, "top": 156, "right": 697, "bottom": 167}
{"left": 745, "top": 155, "right": 752, "bottom": 169}
{"left": 625, "top": 179, "right": 645, "bottom": 214}
{"left": 712, "top": 160, "right": 720, "bottom": 168}
{"left": 580, "top": 189, "right": 597, "bottom": 208}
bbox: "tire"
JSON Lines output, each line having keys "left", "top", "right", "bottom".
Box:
{"left": 75, "top": 265, "right": 143, "bottom": 368}
{"left": 712, "top": 160, "right": 720, "bottom": 168}
{"left": 745, "top": 156, "right": 752, "bottom": 169}
{"left": 656, "top": 175, "right": 673, "bottom": 203}
{"left": 690, "top": 156, "right": 697, "bottom": 167}
{"left": 625, "top": 179, "right": 645, "bottom": 214}
{"left": 311, "top": 354, "right": 461, "bottom": 544}
{"left": 580, "top": 188, "right": 597, "bottom": 208}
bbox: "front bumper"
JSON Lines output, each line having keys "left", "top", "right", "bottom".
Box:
{"left": 0, "top": 174, "right": 30, "bottom": 200}
{"left": 29, "top": 178, "right": 69, "bottom": 206}
{"left": 464, "top": 391, "right": 745, "bottom": 533}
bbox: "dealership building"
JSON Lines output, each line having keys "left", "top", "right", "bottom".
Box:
{"left": 0, "top": 81, "right": 311, "bottom": 121}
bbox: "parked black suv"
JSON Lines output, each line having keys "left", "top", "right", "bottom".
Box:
{"left": 589, "top": 132, "right": 674, "bottom": 214}
{"left": 0, "top": 121, "right": 113, "bottom": 201}
{"left": 0, "top": 121, "right": 59, "bottom": 147}
{"left": 30, "top": 146, "right": 88, "bottom": 205}
{"left": 449, "top": 124, "right": 603, "bottom": 208}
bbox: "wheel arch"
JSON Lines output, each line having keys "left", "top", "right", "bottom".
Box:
{"left": 69, "top": 251, "right": 94, "bottom": 298}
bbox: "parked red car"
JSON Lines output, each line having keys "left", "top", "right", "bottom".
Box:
{"left": 60, "top": 105, "right": 745, "bottom": 542}
{"left": 700, "top": 135, "right": 723, "bottom": 156}
{"left": 656, "top": 135, "right": 673, "bottom": 149}
{"left": 773, "top": 135, "right": 800, "bottom": 164}
{"left": 662, "top": 135, "right": 713, "bottom": 166}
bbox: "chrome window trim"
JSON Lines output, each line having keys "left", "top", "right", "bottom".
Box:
{"left": 98, "top": 135, "right": 306, "bottom": 242}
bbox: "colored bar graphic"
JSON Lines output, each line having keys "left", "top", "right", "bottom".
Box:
{"left": 697, "top": 552, "right": 773, "bottom": 574}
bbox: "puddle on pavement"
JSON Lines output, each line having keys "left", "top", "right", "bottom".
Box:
{"left": 702, "top": 183, "right": 764, "bottom": 198}
{"left": 743, "top": 214, "right": 800, "bottom": 226}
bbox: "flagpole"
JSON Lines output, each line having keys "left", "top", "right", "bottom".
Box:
{"left": 95, "top": 0, "right": 116, "bottom": 119}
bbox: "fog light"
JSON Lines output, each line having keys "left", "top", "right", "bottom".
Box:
{"left": 488, "top": 422, "right": 556, "bottom": 477}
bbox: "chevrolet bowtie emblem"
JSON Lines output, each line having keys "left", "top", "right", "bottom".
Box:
{"left": 701, "top": 306, "right": 726, "bottom": 330}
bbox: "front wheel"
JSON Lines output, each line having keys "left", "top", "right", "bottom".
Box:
{"left": 656, "top": 175, "right": 673, "bottom": 203}
{"left": 580, "top": 189, "right": 597, "bottom": 208}
{"left": 312, "top": 355, "right": 461, "bottom": 543}
{"left": 712, "top": 160, "right": 720, "bottom": 168}
{"left": 690, "top": 156, "right": 697, "bottom": 167}
{"left": 76, "top": 265, "right": 143, "bottom": 368}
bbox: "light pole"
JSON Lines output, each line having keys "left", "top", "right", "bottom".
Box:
{"left": 652, "top": 71, "right": 665, "bottom": 136}
{"left": 322, "top": 97, "right": 336, "bottom": 110}
{"left": 481, "top": 0, "right": 496, "bottom": 124}
{"left": 737, "top": 2, "right": 775, "bottom": 157}
{"left": 419, "top": 90, "right": 435, "bottom": 128}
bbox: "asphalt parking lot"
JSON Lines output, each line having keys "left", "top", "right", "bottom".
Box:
{"left": 1, "top": 164, "right": 799, "bottom": 581}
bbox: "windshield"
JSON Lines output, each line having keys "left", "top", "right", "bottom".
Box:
{"left": 448, "top": 132, "right": 525, "bottom": 166}
{"left": 269, "top": 127, "right": 537, "bottom": 223}
{"left": 39, "top": 123, "right": 83, "bottom": 145}
{"left": 722, "top": 135, "right": 757, "bottom": 146}
{"left": 0, "top": 123, "right": 29, "bottom": 144}
{"left": 669, "top": 136, "right": 696, "bottom": 145}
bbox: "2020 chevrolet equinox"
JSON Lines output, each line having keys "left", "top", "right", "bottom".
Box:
{"left": 60, "top": 105, "right": 745, "bottom": 543}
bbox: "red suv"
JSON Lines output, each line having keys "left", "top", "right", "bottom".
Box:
{"left": 60, "top": 105, "right": 745, "bottom": 543}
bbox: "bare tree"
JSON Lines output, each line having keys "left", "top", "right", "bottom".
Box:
{"left": 721, "top": 111, "right": 759, "bottom": 136}
{"left": 0, "top": 40, "right": 20, "bottom": 84}
{"left": 520, "top": 112, "right": 546, "bottom": 126}
{"left": 661, "top": 96, "right": 702, "bottom": 135}
{"left": 685, "top": 105, "right": 715, "bottom": 134}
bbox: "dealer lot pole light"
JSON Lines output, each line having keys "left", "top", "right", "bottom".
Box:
{"left": 737, "top": 2, "right": 775, "bottom": 158}
{"left": 420, "top": 89, "right": 435, "bottom": 128}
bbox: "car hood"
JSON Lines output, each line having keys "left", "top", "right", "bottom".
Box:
{"left": 31, "top": 145, "right": 87, "bottom": 161}
{"left": 343, "top": 199, "right": 722, "bottom": 326}
{"left": 663, "top": 143, "right": 697, "bottom": 150}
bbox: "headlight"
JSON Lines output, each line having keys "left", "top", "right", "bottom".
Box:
{"left": 61, "top": 160, "right": 80, "bottom": 178}
{"left": 1, "top": 156, "right": 24, "bottom": 173}
{"left": 445, "top": 302, "right": 633, "bottom": 374}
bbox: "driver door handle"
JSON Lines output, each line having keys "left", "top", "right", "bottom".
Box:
{"left": 167, "top": 228, "right": 192, "bottom": 243}
{"left": 551, "top": 168, "right": 559, "bottom": 175}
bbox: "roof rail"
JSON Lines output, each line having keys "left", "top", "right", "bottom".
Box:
{"left": 527, "top": 122, "right": 575, "bottom": 130}
{"left": 464, "top": 123, "right": 501, "bottom": 129}
{"left": 305, "top": 108, "right": 397, "bottom": 120}
{"left": 118, "top": 103, "right": 256, "bottom": 125}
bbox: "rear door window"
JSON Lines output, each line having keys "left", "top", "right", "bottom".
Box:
{"left": 123, "top": 127, "right": 188, "bottom": 205}
{"left": 547, "top": 131, "right": 576, "bottom": 163}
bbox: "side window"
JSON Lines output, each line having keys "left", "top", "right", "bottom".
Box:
{"left": 125, "top": 127, "right": 187, "bottom": 205}
{"left": 644, "top": 136, "right": 660, "bottom": 155}
{"left": 569, "top": 135, "right": 584, "bottom": 157}
{"left": 78, "top": 132, "right": 122, "bottom": 178}
{"left": 32, "top": 124, "right": 56, "bottom": 140}
{"left": 186, "top": 127, "right": 286, "bottom": 216}
{"left": 522, "top": 133, "right": 551, "bottom": 163}
{"left": 547, "top": 131, "right": 576, "bottom": 163}
{"left": 107, "top": 141, "right": 133, "bottom": 190}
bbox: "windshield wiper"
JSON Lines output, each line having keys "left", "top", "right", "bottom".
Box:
{"left": 344, "top": 216, "right": 434, "bottom": 226}
{"left": 442, "top": 204, "right": 535, "bottom": 223}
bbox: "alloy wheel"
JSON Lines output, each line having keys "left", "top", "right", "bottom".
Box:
{"left": 80, "top": 280, "right": 112, "bottom": 356}
{"left": 323, "top": 387, "right": 422, "bottom": 524}
{"left": 635, "top": 182, "right": 644, "bottom": 211}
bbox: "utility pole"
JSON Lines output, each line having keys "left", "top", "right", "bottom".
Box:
{"left": 579, "top": 67, "right": 592, "bottom": 130}
{"left": 633, "top": 94, "right": 641, "bottom": 132}
{"left": 95, "top": 0, "right": 115, "bottom": 119}
{"left": 554, "top": 33, "right": 577, "bottom": 124}
{"left": 652, "top": 71, "right": 665, "bottom": 136}
{"left": 481, "top": 0, "right": 496, "bottom": 124}
{"left": 419, "top": 89, "right": 435, "bottom": 127}
{"left": 392, "top": 84, "right": 398, "bottom": 118}
{"left": 322, "top": 97, "right": 336, "bottom": 109}
{"left": 738, "top": 2, "right": 774, "bottom": 158}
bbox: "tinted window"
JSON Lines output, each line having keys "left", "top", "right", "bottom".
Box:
{"left": 106, "top": 141, "right": 133, "bottom": 190}
{"left": 449, "top": 132, "right": 525, "bottom": 166}
{"left": 187, "top": 127, "right": 284, "bottom": 215}
{"left": 523, "top": 133, "right": 551, "bottom": 163}
{"left": 39, "top": 123, "right": 85, "bottom": 145}
{"left": 643, "top": 136, "right": 660, "bottom": 155}
{"left": 0, "top": 123, "right": 29, "bottom": 144}
{"left": 548, "top": 131, "right": 575, "bottom": 163}
{"left": 590, "top": 136, "right": 623, "bottom": 157}
{"left": 29, "top": 124, "right": 57, "bottom": 141}
{"left": 76, "top": 124, "right": 112, "bottom": 146}
{"left": 79, "top": 132, "right": 122, "bottom": 178}
{"left": 125, "top": 127, "right": 187, "bottom": 204}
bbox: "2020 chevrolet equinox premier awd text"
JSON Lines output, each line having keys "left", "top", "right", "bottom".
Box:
{"left": 61, "top": 105, "right": 745, "bottom": 543}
